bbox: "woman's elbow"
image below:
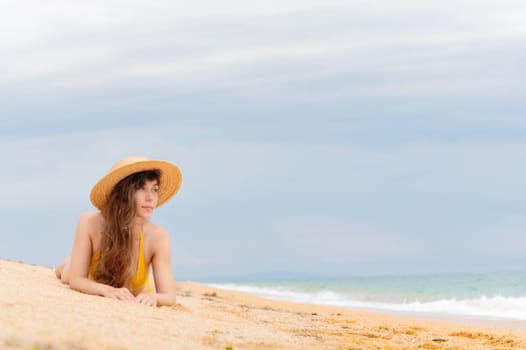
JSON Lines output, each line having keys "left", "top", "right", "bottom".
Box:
{"left": 68, "top": 276, "right": 84, "bottom": 292}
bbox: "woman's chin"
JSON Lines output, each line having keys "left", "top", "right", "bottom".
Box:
{"left": 136, "top": 212, "right": 152, "bottom": 221}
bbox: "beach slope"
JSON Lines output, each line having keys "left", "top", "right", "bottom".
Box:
{"left": 0, "top": 259, "right": 524, "bottom": 349}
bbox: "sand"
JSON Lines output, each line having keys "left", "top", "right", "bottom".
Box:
{"left": 1, "top": 259, "right": 525, "bottom": 350}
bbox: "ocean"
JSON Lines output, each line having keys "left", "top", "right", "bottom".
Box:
{"left": 206, "top": 271, "right": 526, "bottom": 323}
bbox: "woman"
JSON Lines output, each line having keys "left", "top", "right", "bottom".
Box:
{"left": 55, "top": 156, "right": 182, "bottom": 307}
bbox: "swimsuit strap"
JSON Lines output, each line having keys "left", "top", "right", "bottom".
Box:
{"left": 88, "top": 232, "right": 152, "bottom": 293}
{"left": 127, "top": 231, "right": 151, "bottom": 293}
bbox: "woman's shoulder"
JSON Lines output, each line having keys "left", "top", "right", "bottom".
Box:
{"left": 144, "top": 221, "right": 169, "bottom": 237}
{"left": 78, "top": 211, "right": 103, "bottom": 222}
{"left": 77, "top": 211, "right": 104, "bottom": 232}
{"left": 144, "top": 222, "right": 170, "bottom": 246}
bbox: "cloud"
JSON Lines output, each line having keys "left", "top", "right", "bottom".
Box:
{"left": 0, "top": 126, "right": 307, "bottom": 210}
{"left": 458, "top": 214, "right": 526, "bottom": 256}
{"left": 3, "top": 126, "right": 526, "bottom": 213}
{"left": 270, "top": 216, "right": 428, "bottom": 264}
{"left": 2, "top": 0, "right": 524, "bottom": 110}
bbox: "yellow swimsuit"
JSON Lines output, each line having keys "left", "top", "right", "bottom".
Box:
{"left": 88, "top": 232, "right": 152, "bottom": 294}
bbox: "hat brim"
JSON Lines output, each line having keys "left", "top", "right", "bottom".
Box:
{"left": 90, "top": 160, "right": 182, "bottom": 211}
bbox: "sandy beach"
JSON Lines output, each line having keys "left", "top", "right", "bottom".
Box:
{"left": 1, "top": 259, "right": 525, "bottom": 350}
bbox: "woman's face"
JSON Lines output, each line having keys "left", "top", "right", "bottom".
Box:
{"left": 135, "top": 179, "right": 159, "bottom": 219}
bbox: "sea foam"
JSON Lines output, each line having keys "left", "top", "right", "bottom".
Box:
{"left": 209, "top": 283, "right": 526, "bottom": 320}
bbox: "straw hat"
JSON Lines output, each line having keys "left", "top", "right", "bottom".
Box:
{"left": 90, "top": 156, "right": 182, "bottom": 210}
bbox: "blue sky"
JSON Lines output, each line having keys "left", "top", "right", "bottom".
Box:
{"left": 2, "top": 0, "right": 526, "bottom": 279}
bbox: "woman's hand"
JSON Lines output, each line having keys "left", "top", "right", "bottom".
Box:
{"left": 103, "top": 286, "right": 135, "bottom": 301}
{"left": 135, "top": 292, "right": 158, "bottom": 307}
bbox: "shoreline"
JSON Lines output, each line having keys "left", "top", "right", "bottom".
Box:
{"left": 1, "top": 259, "right": 525, "bottom": 349}
{"left": 204, "top": 282, "right": 526, "bottom": 332}
{"left": 192, "top": 281, "right": 526, "bottom": 330}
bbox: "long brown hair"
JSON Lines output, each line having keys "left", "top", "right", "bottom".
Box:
{"left": 93, "top": 170, "right": 160, "bottom": 287}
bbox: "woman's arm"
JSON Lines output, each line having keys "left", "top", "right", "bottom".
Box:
{"left": 68, "top": 212, "right": 135, "bottom": 301}
{"left": 148, "top": 227, "right": 178, "bottom": 306}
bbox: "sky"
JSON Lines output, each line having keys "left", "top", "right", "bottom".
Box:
{"left": 2, "top": 0, "right": 526, "bottom": 279}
